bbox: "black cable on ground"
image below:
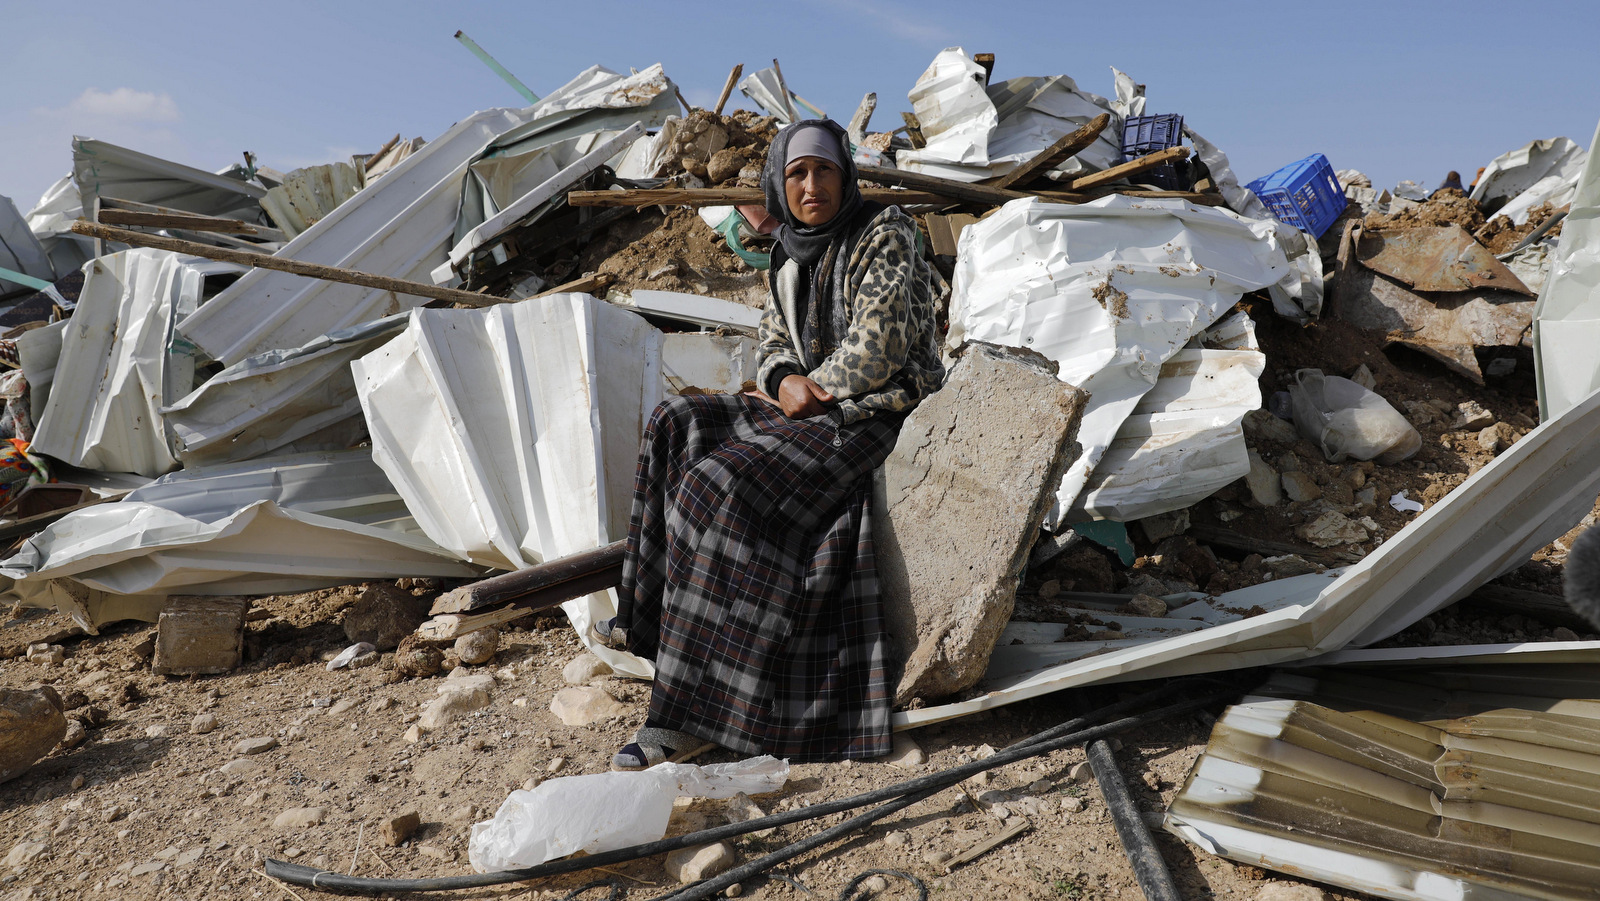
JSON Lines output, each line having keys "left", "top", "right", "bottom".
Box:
{"left": 1086, "top": 739, "right": 1181, "bottom": 901}
{"left": 266, "top": 676, "right": 1245, "bottom": 894}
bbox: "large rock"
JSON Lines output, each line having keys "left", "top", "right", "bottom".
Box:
{"left": 0, "top": 687, "right": 66, "bottom": 784}
{"left": 152, "top": 596, "right": 250, "bottom": 675}
{"left": 874, "top": 343, "right": 1087, "bottom": 704}
{"left": 342, "top": 583, "right": 430, "bottom": 651}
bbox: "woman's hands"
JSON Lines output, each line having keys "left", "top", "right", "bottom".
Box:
{"left": 777, "top": 373, "right": 835, "bottom": 419}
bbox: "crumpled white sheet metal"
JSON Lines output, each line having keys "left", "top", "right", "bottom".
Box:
{"left": 259, "top": 162, "right": 363, "bottom": 239}
{"left": 30, "top": 249, "right": 245, "bottom": 477}
{"left": 17, "top": 319, "right": 66, "bottom": 424}
{"left": 897, "top": 48, "right": 1121, "bottom": 183}
{"left": 1494, "top": 172, "right": 1581, "bottom": 226}
{"left": 0, "top": 195, "right": 56, "bottom": 293}
{"left": 1534, "top": 119, "right": 1600, "bottom": 421}
{"left": 531, "top": 64, "right": 673, "bottom": 122}
{"left": 163, "top": 315, "right": 408, "bottom": 467}
{"left": 946, "top": 196, "right": 1290, "bottom": 528}
{"left": 899, "top": 378, "right": 1600, "bottom": 729}
{"left": 738, "top": 67, "right": 798, "bottom": 125}
{"left": 1471, "top": 135, "right": 1587, "bottom": 209}
{"left": 22, "top": 175, "right": 92, "bottom": 278}
{"left": 0, "top": 450, "right": 482, "bottom": 631}
{"left": 72, "top": 136, "right": 268, "bottom": 222}
{"left": 1075, "top": 311, "right": 1264, "bottom": 522}
{"left": 441, "top": 123, "right": 644, "bottom": 274}
{"left": 615, "top": 289, "right": 763, "bottom": 332}
{"left": 175, "top": 106, "right": 538, "bottom": 366}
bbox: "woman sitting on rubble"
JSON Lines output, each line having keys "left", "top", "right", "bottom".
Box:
{"left": 601, "top": 118, "right": 946, "bottom": 770}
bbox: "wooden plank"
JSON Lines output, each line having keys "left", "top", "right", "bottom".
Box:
{"left": 533, "top": 272, "right": 615, "bottom": 299}
{"left": 901, "top": 112, "right": 926, "bottom": 150}
{"left": 991, "top": 113, "right": 1111, "bottom": 190}
{"left": 98, "top": 209, "right": 260, "bottom": 234}
{"left": 566, "top": 187, "right": 952, "bottom": 209}
{"left": 430, "top": 540, "right": 628, "bottom": 615}
{"left": 713, "top": 63, "right": 743, "bottom": 117}
{"left": 1067, "top": 146, "right": 1190, "bottom": 192}
{"left": 71, "top": 221, "right": 505, "bottom": 308}
{"left": 100, "top": 196, "right": 288, "bottom": 242}
{"left": 857, "top": 165, "right": 1033, "bottom": 207}
{"left": 417, "top": 605, "right": 530, "bottom": 641}
{"left": 847, "top": 92, "right": 877, "bottom": 144}
{"left": 769, "top": 58, "right": 799, "bottom": 121}
{"left": 973, "top": 53, "right": 995, "bottom": 86}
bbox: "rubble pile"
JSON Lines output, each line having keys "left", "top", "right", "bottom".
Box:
{"left": 2, "top": 44, "right": 1600, "bottom": 901}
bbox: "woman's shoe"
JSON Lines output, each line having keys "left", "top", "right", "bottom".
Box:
{"left": 611, "top": 727, "right": 716, "bottom": 771}
{"left": 591, "top": 617, "right": 628, "bottom": 651}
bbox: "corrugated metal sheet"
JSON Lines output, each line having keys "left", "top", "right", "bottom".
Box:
{"left": 0, "top": 194, "right": 56, "bottom": 296}
{"left": 163, "top": 315, "right": 408, "bottom": 467}
{"left": 175, "top": 106, "right": 539, "bottom": 366}
{"left": 1168, "top": 665, "right": 1600, "bottom": 900}
{"left": 30, "top": 249, "right": 245, "bottom": 477}
{"left": 72, "top": 137, "right": 266, "bottom": 222}
{"left": 259, "top": 162, "right": 363, "bottom": 239}
{"left": 899, "top": 375, "right": 1600, "bottom": 729}
{"left": 0, "top": 450, "right": 483, "bottom": 630}
{"left": 947, "top": 196, "right": 1291, "bottom": 528}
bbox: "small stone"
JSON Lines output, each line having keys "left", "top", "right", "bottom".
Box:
{"left": 1069, "top": 761, "right": 1094, "bottom": 784}
{"left": 235, "top": 737, "right": 278, "bottom": 756}
{"left": 190, "top": 713, "right": 218, "bottom": 734}
{"left": 1126, "top": 594, "right": 1167, "bottom": 618}
{"left": 1061, "top": 796, "right": 1085, "bottom": 813}
{"left": 395, "top": 635, "right": 444, "bottom": 678}
{"left": 58, "top": 720, "right": 88, "bottom": 751}
{"left": 990, "top": 804, "right": 1012, "bottom": 819}
{"left": 1244, "top": 451, "right": 1281, "bottom": 507}
{"left": 25, "top": 643, "right": 64, "bottom": 666}
{"left": 144, "top": 724, "right": 169, "bottom": 739}
{"left": 1, "top": 687, "right": 66, "bottom": 782}
{"left": 419, "top": 687, "right": 491, "bottom": 731}
{"left": 282, "top": 848, "right": 302, "bottom": 859}
{"left": 1136, "top": 509, "right": 1189, "bottom": 543}
{"left": 1261, "top": 555, "right": 1320, "bottom": 578}
{"left": 1242, "top": 409, "right": 1300, "bottom": 445}
{"left": 273, "top": 807, "right": 325, "bottom": 829}
{"left": 923, "top": 849, "right": 952, "bottom": 867}
{"left": 219, "top": 758, "right": 259, "bottom": 777}
{"left": 1296, "top": 511, "right": 1368, "bottom": 548}
{"left": 1348, "top": 364, "right": 1377, "bottom": 390}
{"left": 724, "top": 792, "right": 773, "bottom": 837}
{"left": 664, "top": 842, "right": 736, "bottom": 884}
{"left": 1280, "top": 471, "right": 1322, "bottom": 503}
{"left": 1037, "top": 579, "right": 1062, "bottom": 600}
{"left": 403, "top": 725, "right": 422, "bottom": 743}
{"left": 129, "top": 861, "right": 166, "bottom": 878}
{"left": 175, "top": 847, "right": 203, "bottom": 866}
{"left": 1354, "top": 486, "right": 1378, "bottom": 509}
{"left": 380, "top": 812, "right": 421, "bottom": 847}
{"left": 884, "top": 830, "right": 910, "bottom": 847}
{"left": 1028, "top": 778, "right": 1054, "bottom": 793}
{"left": 152, "top": 596, "right": 249, "bottom": 675}
{"left": 1478, "top": 422, "right": 1517, "bottom": 455}
{"left": 454, "top": 629, "right": 500, "bottom": 666}
{"left": 561, "top": 653, "right": 612, "bottom": 685}
{"left": 343, "top": 583, "right": 430, "bottom": 651}
{"left": 547, "top": 757, "right": 566, "bottom": 774}
{"left": 1454, "top": 401, "right": 1495, "bottom": 430}
{"left": 1254, "top": 883, "right": 1329, "bottom": 901}
{"left": 550, "top": 686, "right": 626, "bottom": 726}
{"left": 69, "top": 775, "right": 84, "bottom": 791}
{"left": 4, "top": 841, "right": 47, "bottom": 870}
{"left": 887, "top": 732, "right": 926, "bottom": 769}
{"left": 861, "top": 875, "right": 891, "bottom": 894}
{"left": 367, "top": 697, "right": 397, "bottom": 714}
{"left": 725, "top": 884, "right": 744, "bottom": 898}
{"left": 326, "top": 698, "right": 359, "bottom": 718}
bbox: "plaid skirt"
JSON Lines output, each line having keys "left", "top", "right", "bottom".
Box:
{"left": 615, "top": 393, "right": 901, "bottom": 761}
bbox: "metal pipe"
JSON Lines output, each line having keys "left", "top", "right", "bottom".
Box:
{"left": 453, "top": 30, "right": 539, "bottom": 106}
{"left": 1086, "top": 739, "right": 1181, "bottom": 901}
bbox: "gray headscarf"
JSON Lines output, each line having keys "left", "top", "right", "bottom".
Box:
{"left": 761, "top": 119, "right": 863, "bottom": 267}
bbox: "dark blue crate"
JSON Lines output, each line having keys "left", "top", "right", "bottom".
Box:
{"left": 1121, "top": 114, "right": 1184, "bottom": 160}
{"left": 1245, "top": 153, "right": 1347, "bottom": 237}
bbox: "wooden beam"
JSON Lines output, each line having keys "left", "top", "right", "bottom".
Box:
{"left": 417, "top": 605, "right": 531, "bottom": 641}
{"left": 566, "top": 187, "right": 952, "bottom": 209}
{"left": 1067, "top": 146, "right": 1189, "bottom": 192}
{"left": 857, "top": 165, "right": 1034, "bottom": 207}
{"left": 99, "top": 196, "right": 288, "bottom": 242}
{"left": 901, "top": 112, "right": 926, "bottom": 150}
{"left": 973, "top": 52, "right": 996, "bottom": 86}
{"left": 98, "top": 209, "right": 260, "bottom": 234}
{"left": 534, "top": 272, "right": 614, "bottom": 299}
{"left": 846, "top": 92, "right": 877, "bottom": 144}
{"left": 713, "top": 63, "right": 743, "bottom": 117}
{"left": 769, "top": 58, "right": 799, "bottom": 121}
{"left": 991, "top": 113, "right": 1111, "bottom": 190}
{"left": 430, "top": 540, "right": 628, "bottom": 615}
{"left": 71, "top": 221, "right": 504, "bottom": 308}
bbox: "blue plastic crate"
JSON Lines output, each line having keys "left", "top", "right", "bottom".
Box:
{"left": 1121, "top": 114, "right": 1185, "bottom": 159}
{"left": 1246, "top": 153, "right": 1347, "bottom": 238}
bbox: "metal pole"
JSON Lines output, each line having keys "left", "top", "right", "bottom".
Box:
{"left": 453, "top": 30, "right": 539, "bottom": 106}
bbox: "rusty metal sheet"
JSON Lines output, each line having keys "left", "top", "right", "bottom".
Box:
{"left": 1357, "top": 225, "right": 1534, "bottom": 295}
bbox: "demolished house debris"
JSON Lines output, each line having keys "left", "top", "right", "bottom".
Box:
{"left": 4, "top": 41, "right": 1600, "bottom": 901}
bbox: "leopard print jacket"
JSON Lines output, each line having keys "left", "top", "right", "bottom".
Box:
{"left": 757, "top": 206, "right": 946, "bottom": 425}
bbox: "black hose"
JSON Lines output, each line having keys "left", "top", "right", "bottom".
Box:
{"left": 1086, "top": 739, "right": 1180, "bottom": 901}
{"left": 266, "top": 677, "right": 1242, "bottom": 894}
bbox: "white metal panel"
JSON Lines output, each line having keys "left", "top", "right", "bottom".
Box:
{"left": 30, "top": 249, "right": 244, "bottom": 477}
{"left": 621, "top": 290, "right": 763, "bottom": 332}
{"left": 947, "top": 196, "right": 1289, "bottom": 527}
{"left": 0, "top": 195, "right": 55, "bottom": 290}
{"left": 532, "top": 64, "right": 674, "bottom": 121}
{"left": 1534, "top": 119, "right": 1600, "bottom": 421}
{"left": 1470, "top": 135, "right": 1587, "bottom": 206}
{"left": 71, "top": 136, "right": 267, "bottom": 222}
{"left": 175, "top": 107, "right": 538, "bottom": 365}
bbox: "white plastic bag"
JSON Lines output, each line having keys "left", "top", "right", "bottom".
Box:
{"left": 467, "top": 756, "right": 788, "bottom": 873}
{"left": 1288, "top": 369, "right": 1421, "bottom": 464}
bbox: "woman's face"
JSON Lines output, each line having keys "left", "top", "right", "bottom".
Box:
{"left": 784, "top": 156, "right": 843, "bottom": 227}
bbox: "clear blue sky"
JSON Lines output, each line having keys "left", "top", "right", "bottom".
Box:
{"left": 4, "top": 0, "right": 1597, "bottom": 212}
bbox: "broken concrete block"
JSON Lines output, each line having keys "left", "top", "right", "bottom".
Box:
{"left": 0, "top": 687, "right": 66, "bottom": 784}
{"left": 1280, "top": 471, "right": 1322, "bottom": 503}
{"left": 380, "top": 811, "right": 420, "bottom": 847}
{"left": 664, "top": 842, "right": 735, "bottom": 884}
{"left": 1455, "top": 401, "right": 1495, "bottom": 430}
{"left": 152, "top": 596, "right": 250, "bottom": 675}
{"left": 874, "top": 343, "right": 1087, "bottom": 704}
{"left": 549, "top": 686, "right": 626, "bottom": 726}
{"left": 1478, "top": 422, "right": 1517, "bottom": 455}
